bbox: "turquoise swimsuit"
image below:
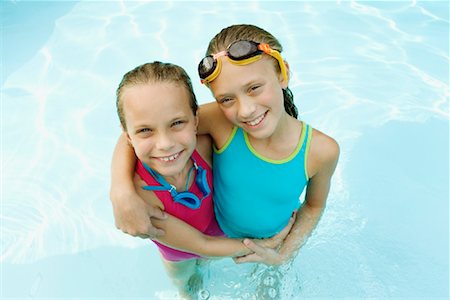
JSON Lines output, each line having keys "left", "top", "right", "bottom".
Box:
{"left": 212, "top": 121, "right": 312, "bottom": 238}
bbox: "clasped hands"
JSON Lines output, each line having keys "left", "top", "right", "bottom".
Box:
{"left": 112, "top": 191, "right": 295, "bottom": 266}
{"left": 234, "top": 213, "right": 296, "bottom": 266}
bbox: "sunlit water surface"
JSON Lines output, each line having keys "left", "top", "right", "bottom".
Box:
{"left": 2, "top": 1, "right": 449, "bottom": 299}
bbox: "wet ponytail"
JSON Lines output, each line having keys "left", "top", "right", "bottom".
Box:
{"left": 283, "top": 87, "right": 298, "bottom": 119}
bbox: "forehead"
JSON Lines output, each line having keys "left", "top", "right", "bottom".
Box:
{"left": 209, "top": 56, "right": 277, "bottom": 93}
{"left": 124, "top": 81, "right": 189, "bottom": 105}
{"left": 122, "top": 81, "right": 192, "bottom": 121}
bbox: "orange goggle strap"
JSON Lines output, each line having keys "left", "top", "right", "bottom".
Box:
{"left": 201, "top": 44, "right": 288, "bottom": 85}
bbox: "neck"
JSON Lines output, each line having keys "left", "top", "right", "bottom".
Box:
{"left": 163, "top": 159, "right": 194, "bottom": 192}
{"left": 247, "top": 113, "right": 300, "bottom": 159}
{"left": 253, "top": 113, "right": 293, "bottom": 145}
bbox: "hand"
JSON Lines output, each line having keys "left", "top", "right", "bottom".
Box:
{"left": 233, "top": 240, "right": 288, "bottom": 266}
{"left": 233, "top": 212, "right": 296, "bottom": 265}
{"left": 257, "top": 213, "right": 296, "bottom": 249}
{"left": 112, "top": 192, "right": 167, "bottom": 239}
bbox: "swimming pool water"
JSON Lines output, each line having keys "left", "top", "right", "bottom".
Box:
{"left": 2, "top": 1, "right": 449, "bottom": 299}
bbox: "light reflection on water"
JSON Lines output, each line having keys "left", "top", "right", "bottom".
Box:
{"left": 2, "top": 1, "right": 448, "bottom": 298}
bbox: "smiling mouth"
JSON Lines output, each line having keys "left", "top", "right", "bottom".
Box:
{"left": 156, "top": 151, "right": 182, "bottom": 162}
{"left": 245, "top": 112, "right": 267, "bottom": 127}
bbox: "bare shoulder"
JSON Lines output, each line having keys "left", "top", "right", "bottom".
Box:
{"left": 308, "top": 128, "right": 340, "bottom": 177}
{"left": 198, "top": 102, "right": 226, "bottom": 134}
{"left": 195, "top": 134, "right": 213, "bottom": 167}
{"left": 199, "top": 101, "right": 224, "bottom": 119}
{"left": 198, "top": 101, "right": 234, "bottom": 148}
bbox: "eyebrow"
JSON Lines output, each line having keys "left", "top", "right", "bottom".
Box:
{"left": 214, "top": 78, "right": 262, "bottom": 98}
{"left": 134, "top": 113, "right": 190, "bottom": 128}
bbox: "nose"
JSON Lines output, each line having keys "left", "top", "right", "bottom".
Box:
{"left": 237, "top": 96, "right": 257, "bottom": 119}
{"left": 155, "top": 131, "right": 175, "bottom": 151}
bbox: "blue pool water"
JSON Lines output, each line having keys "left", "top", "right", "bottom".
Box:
{"left": 2, "top": 1, "right": 449, "bottom": 299}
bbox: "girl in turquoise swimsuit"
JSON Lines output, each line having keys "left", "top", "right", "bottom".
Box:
{"left": 110, "top": 24, "right": 339, "bottom": 265}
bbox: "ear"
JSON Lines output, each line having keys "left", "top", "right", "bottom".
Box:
{"left": 194, "top": 114, "right": 199, "bottom": 133}
{"left": 280, "top": 60, "right": 290, "bottom": 89}
{"left": 122, "top": 128, "right": 133, "bottom": 147}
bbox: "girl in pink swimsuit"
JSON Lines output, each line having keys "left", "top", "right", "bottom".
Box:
{"left": 115, "top": 61, "right": 293, "bottom": 298}
{"left": 135, "top": 150, "right": 222, "bottom": 262}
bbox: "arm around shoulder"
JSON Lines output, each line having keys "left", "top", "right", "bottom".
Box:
{"left": 197, "top": 102, "right": 222, "bottom": 135}
{"left": 110, "top": 132, "right": 166, "bottom": 238}
{"left": 198, "top": 102, "right": 234, "bottom": 148}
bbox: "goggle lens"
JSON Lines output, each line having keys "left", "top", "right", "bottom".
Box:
{"left": 175, "top": 195, "right": 200, "bottom": 209}
{"left": 228, "top": 41, "right": 259, "bottom": 60}
{"left": 198, "top": 56, "right": 216, "bottom": 79}
{"left": 198, "top": 40, "right": 285, "bottom": 84}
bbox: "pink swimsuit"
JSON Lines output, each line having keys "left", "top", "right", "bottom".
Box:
{"left": 135, "top": 150, "right": 223, "bottom": 262}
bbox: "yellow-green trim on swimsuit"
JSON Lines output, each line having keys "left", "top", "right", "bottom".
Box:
{"left": 213, "top": 126, "right": 238, "bottom": 154}
{"left": 243, "top": 121, "right": 306, "bottom": 164}
{"left": 304, "top": 125, "right": 312, "bottom": 180}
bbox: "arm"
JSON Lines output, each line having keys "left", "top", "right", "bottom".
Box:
{"left": 198, "top": 102, "right": 234, "bottom": 149}
{"left": 152, "top": 214, "right": 249, "bottom": 258}
{"left": 151, "top": 205, "right": 296, "bottom": 258}
{"left": 110, "top": 133, "right": 166, "bottom": 238}
{"left": 197, "top": 102, "right": 219, "bottom": 135}
{"left": 236, "top": 132, "right": 340, "bottom": 265}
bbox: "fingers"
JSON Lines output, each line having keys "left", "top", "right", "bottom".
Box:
{"left": 114, "top": 204, "right": 166, "bottom": 239}
{"left": 134, "top": 230, "right": 164, "bottom": 239}
{"left": 240, "top": 239, "right": 284, "bottom": 265}
{"left": 243, "top": 239, "right": 266, "bottom": 256}
{"left": 275, "top": 214, "right": 296, "bottom": 239}
{"left": 291, "top": 209, "right": 297, "bottom": 222}
{"left": 232, "top": 240, "right": 266, "bottom": 264}
{"left": 147, "top": 225, "right": 165, "bottom": 238}
{"left": 149, "top": 206, "right": 167, "bottom": 220}
{"left": 119, "top": 228, "right": 163, "bottom": 239}
{"left": 136, "top": 234, "right": 151, "bottom": 239}
{"left": 115, "top": 221, "right": 164, "bottom": 239}
{"left": 234, "top": 253, "right": 262, "bottom": 264}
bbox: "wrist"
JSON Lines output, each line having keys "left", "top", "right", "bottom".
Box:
{"left": 278, "top": 248, "right": 295, "bottom": 264}
{"left": 110, "top": 185, "right": 138, "bottom": 204}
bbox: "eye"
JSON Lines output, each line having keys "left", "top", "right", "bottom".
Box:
{"left": 172, "top": 120, "right": 185, "bottom": 127}
{"left": 249, "top": 85, "right": 262, "bottom": 93}
{"left": 137, "top": 128, "right": 152, "bottom": 134}
{"left": 171, "top": 119, "right": 190, "bottom": 130}
{"left": 218, "top": 97, "right": 234, "bottom": 104}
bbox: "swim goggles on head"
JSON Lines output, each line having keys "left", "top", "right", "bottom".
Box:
{"left": 198, "top": 40, "right": 288, "bottom": 84}
{"left": 142, "top": 159, "right": 211, "bottom": 210}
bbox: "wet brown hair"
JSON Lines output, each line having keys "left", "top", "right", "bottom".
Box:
{"left": 206, "top": 24, "right": 298, "bottom": 118}
{"left": 116, "top": 61, "right": 198, "bottom": 131}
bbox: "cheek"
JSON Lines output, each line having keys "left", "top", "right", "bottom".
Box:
{"left": 265, "top": 86, "right": 284, "bottom": 108}
{"left": 181, "top": 129, "right": 198, "bottom": 148}
{"left": 130, "top": 138, "right": 151, "bottom": 159}
{"left": 219, "top": 106, "right": 237, "bottom": 122}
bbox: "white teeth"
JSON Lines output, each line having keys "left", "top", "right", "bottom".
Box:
{"left": 247, "top": 113, "right": 265, "bottom": 126}
{"left": 159, "top": 152, "right": 179, "bottom": 162}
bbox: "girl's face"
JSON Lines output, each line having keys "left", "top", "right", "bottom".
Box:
{"left": 122, "top": 82, "right": 198, "bottom": 178}
{"left": 209, "top": 56, "right": 288, "bottom": 139}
